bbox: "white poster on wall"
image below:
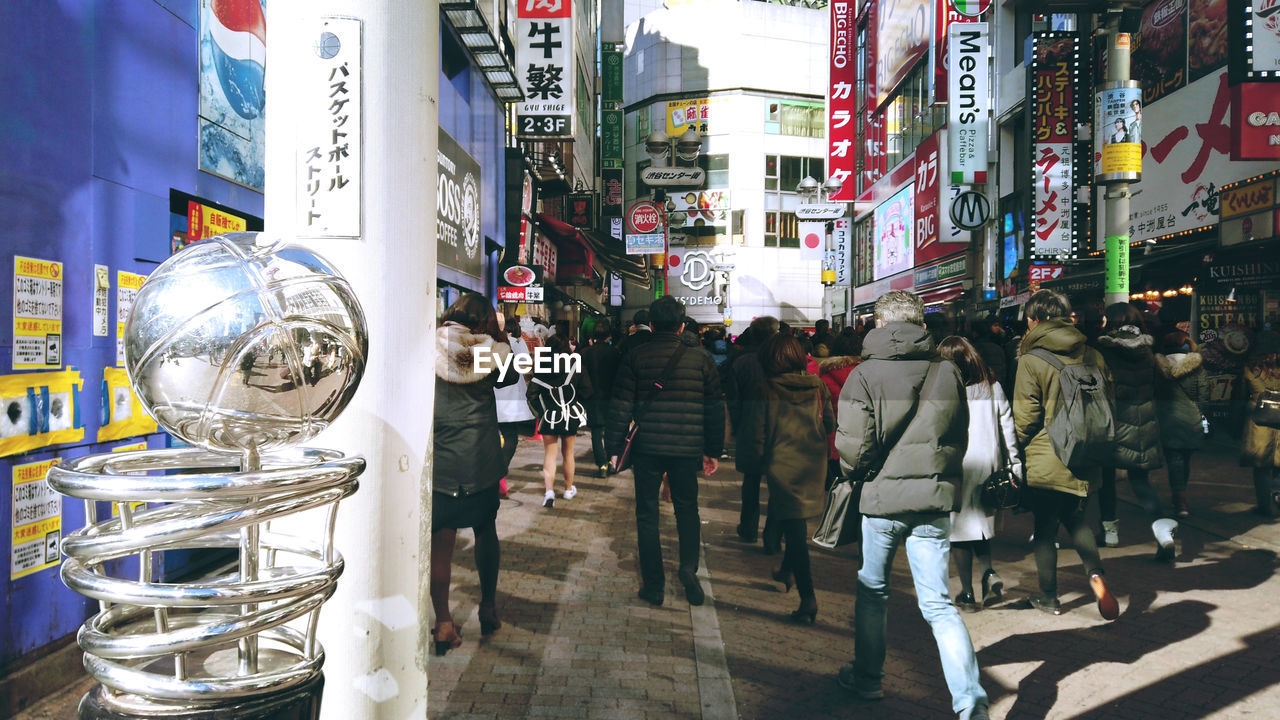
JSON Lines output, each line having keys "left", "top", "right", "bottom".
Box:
{"left": 296, "top": 17, "right": 362, "bottom": 239}
{"left": 1129, "top": 69, "right": 1279, "bottom": 242}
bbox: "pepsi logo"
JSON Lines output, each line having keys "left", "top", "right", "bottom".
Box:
{"left": 207, "top": 0, "right": 266, "bottom": 120}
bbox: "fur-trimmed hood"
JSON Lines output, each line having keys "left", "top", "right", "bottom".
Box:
{"left": 1156, "top": 351, "right": 1203, "bottom": 380}
{"left": 813, "top": 354, "right": 861, "bottom": 374}
{"left": 436, "top": 321, "right": 511, "bottom": 384}
{"left": 1095, "top": 326, "right": 1154, "bottom": 356}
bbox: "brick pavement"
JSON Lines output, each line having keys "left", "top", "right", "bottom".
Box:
{"left": 14, "top": 438, "right": 1280, "bottom": 719}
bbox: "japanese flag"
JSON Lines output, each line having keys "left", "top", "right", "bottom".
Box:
{"left": 799, "top": 222, "right": 825, "bottom": 261}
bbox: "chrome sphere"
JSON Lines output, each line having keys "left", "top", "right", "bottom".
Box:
{"left": 125, "top": 233, "right": 367, "bottom": 453}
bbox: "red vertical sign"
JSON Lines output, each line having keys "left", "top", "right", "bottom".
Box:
{"left": 914, "top": 133, "right": 950, "bottom": 264}
{"left": 827, "top": 0, "right": 856, "bottom": 202}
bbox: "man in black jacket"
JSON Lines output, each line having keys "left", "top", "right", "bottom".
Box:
{"left": 607, "top": 296, "right": 725, "bottom": 607}
{"left": 580, "top": 320, "right": 621, "bottom": 478}
{"left": 724, "top": 316, "right": 780, "bottom": 551}
{"left": 834, "top": 290, "right": 988, "bottom": 719}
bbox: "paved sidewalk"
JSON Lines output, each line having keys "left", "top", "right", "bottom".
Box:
{"left": 15, "top": 437, "right": 1280, "bottom": 719}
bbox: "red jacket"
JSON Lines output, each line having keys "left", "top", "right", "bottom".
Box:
{"left": 806, "top": 355, "right": 861, "bottom": 459}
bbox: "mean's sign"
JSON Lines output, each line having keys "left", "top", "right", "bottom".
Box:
{"left": 947, "top": 22, "right": 989, "bottom": 185}
{"left": 517, "top": 0, "right": 574, "bottom": 139}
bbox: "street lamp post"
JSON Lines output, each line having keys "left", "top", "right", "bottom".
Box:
{"left": 643, "top": 129, "right": 703, "bottom": 298}
{"left": 797, "top": 175, "right": 846, "bottom": 324}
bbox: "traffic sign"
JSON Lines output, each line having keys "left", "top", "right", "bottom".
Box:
{"left": 795, "top": 203, "right": 846, "bottom": 220}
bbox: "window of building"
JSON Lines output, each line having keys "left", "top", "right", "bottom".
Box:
{"left": 764, "top": 211, "right": 800, "bottom": 248}
{"left": 762, "top": 154, "right": 823, "bottom": 248}
{"left": 882, "top": 62, "right": 942, "bottom": 171}
{"left": 765, "top": 100, "right": 825, "bottom": 137}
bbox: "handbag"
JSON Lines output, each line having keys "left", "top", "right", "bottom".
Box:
{"left": 812, "top": 361, "right": 938, "bottom": 549}
{"left": 612, "top": 345, "right": 688, "bottom": 474}
{"left": 1252, "top": 389, "right": 1280, "bottom": 429}
{"left": 980, "top": 391, "right": 1021, "bottom": 510}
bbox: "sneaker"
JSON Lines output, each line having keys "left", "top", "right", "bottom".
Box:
{"left": 542, "top": 490, "right": 555, "bottom": 508}
{"left": 1089, "top": 572, "right": 1119, "bottom": 620}
{"left": 677, "top": 568, "right": 705, "bottom": 606}
{"left": 836, "top": 663, "right": 884, "bottom": 700}
{"left": 563, "top": 486, "right": 578, "bottom": 500}
{"left": 1152, "top": 518, "right": 1178, "bottom": 562}
{"left": 1101, "top": 520, "right": 1120, "bottom": 547}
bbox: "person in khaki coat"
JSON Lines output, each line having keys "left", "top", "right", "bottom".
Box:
{"left": 744, "top": 332, "right": 834, "bottom": 625}
{"left": 1242, "top": 331, "right": 1280, "bottom": 516}
{"left": 1012, "top": 290, "right": 1118, "bottom": 621}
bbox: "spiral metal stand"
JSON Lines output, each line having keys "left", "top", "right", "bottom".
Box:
{"left": 46, "top": 447, "right": 363, "bottom": 718}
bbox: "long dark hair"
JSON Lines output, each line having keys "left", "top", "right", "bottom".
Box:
{"left": 760, "top": 333, "right": 809, "bottom": 376}
{"left": 937, "top": 336, "right": 997, "bottom": 387}
{"left": 1104, "top": 302, "right": 1145, "bottom": 333}
{"left": 440, "top": 292, "right": 504, "bottom": 340}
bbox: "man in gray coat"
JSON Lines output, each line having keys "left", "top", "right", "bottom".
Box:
{"left": 834, "top": 290, "right": 988, "bottom": 720}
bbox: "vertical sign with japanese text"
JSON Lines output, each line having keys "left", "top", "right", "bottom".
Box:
{"left": 117, "top": 271, "right": 145, "bottom": 366}
{"left": 914, "top": 134, "right": 947, "bottom": 265}
{"left": 296, "top": 17, "right": 362, "bottom": 238}
{"left": 11, "top": 458, "right": 61, "bottom": 580}
{"left": 13, "top": 257, "right": 63, "bottom": 370}
{"left": 602, "top": 109, "right": 624, "bottom": 163}
{"left": 517, "top": 0, "right": 575, "bottom": 139}
{"left": 833, "top": 218, "right": 853, "bottom": 285}
{"left": 602, "top": 168, "right": 624, "bottom": 217}
{"left": 828, "top": 0, "right": 856, "bottom": 201}
{"left": 93, "top": 265, "right": 109, "bottom": 337}
{"left": 947, "top": 23, "right": 989, "bottom": 184}
{"left": 1031, "top": 35, "right": 1076, "bottom": 257}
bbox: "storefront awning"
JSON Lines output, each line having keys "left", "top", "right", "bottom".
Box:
{"left": 919, "top": 284, "right": 965, "bottom": 307}
{"left": 536, "top": 213, "right": 649, "bottom": 284}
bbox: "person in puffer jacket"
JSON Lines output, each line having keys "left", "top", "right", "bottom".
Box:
{"left": 1154, "top": 330, "right": 1209, "bottom": 519}
{"left": 432, "top": 293, "right": 517, "bottom": 655}
{"left": 1094, "top": 303, "right": 1175, "bottom": 562}
{"left": 806, "top": 334, "right": 862, "bottom": 490}
{"left": 834, "top": 290, "right": 988, "bottom": 719}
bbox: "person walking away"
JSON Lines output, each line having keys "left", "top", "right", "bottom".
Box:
{"left": 807, "top": 334, "right": 862, "bottom": 490}
{"left": 1094, "top": 303, "right": 1173, "bottom": 560}
{"left": 606, "top": 296, "right": 725, "bottom": 607}
{"left": 937, "top": 337, "right": 1020, "bottom": 612}
{"left": 1154, "top": 331, "right": 1209, "bottom": 518}
{"left": 834, "top": 290, "right": 988, "bottom": 720}
{"left": 617, "top": 309, "right": 652, "bottom": 358}
{"left": 527, "top": 333, "right": 592, "bottom": 507}
{"left": 580, "top": 320, "right": 620, "bottom": 478}
{"left": 494, "top": 314, "right": 535, "bottom": 498}
{"left": 432, "top": 293, "right": 515, "bottom": 653}
{"left": 745, "top": 333, "right": 834, "bottom": 624}
{"left": 1013, "top": 290, "right": 1119, "bottom": 620}
{"left": 725, "top": 317, "right": 782, "bottom": 551}
{"left": 970, "top": 319, "right": 1009, "bottom": 397}
{"left": 1243, "top": 330, "right": 1280, "bottom": 517}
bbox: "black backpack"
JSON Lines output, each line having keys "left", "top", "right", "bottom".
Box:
{"left": 1029, "top": 348, "right": 1116, "bottom": 470}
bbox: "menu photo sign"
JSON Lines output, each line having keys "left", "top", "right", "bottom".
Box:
{"left": 496, "top": 262, "right": 545, "bottom": 303}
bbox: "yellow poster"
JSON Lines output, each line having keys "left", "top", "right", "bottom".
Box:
{"left": 97, "top": 366, "right": 157, "bottom": 442}
{"left": 665, "top": 97, "right": 724, "bottom": 136}
{"left": 11, "top": 458, "right": 61, "bottom": 579}
{"left": 187, "top": 200, "right": 247, "bottom": 241}
{"left": 0, "top": 369, "right": 84, "bottom": 457}
{"left": 116, "top": 271, "right": 146, "bottom": 366}
{"left": 1100, "top": 143, "right": 1142, "bottom": 175}
{"left": 13, "top": 256, "right": 63, "bottom": 370}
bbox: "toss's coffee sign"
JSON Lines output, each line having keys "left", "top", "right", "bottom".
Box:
{"left": 947, "top": 22, "right": 989, "bottom": 184}
{"left": 437, "top": 129, "right": 482, "bottom": 279}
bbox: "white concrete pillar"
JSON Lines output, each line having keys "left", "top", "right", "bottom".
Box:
{"left": 264, "top": 2, "right": 438, "bottom": 718}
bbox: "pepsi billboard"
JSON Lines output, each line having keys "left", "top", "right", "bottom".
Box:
{"left": 198, "top": 0, "right": 266, "bottom": 191}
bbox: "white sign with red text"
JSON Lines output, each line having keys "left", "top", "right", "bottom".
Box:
{"left": 516, "top": 0, "right": 574, "bottom": 139}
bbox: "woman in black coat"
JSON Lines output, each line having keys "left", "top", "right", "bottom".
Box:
{"left": 1095, "top": 303, "right": 1175, "bottom": 561}
{"left": 432, "top": 293, "right": 516, "bottom": 654}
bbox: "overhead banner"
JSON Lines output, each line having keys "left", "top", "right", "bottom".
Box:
{"left": 667, "top": 190, "right": 730, "bottom": 231}
{"left": 437, "top": 129, "right": 483, "bottom": 278}
{"left": 799, "top": 221, "right": 826, "bottom": 261}
{"left": 602, "top": 109, "right": 624, "bottom": 163}
{"left": 517, "top": 0, "right": 574, "bottom": 139}
{"left": 1031, "top": 34, "right": 1077, "bottom": 258}
{"left": 946, "top": 22, "right": 989, "bottom": 184}
{"left": 665, "top": 97, "right": 721, "bottom": 136}
{"left": 827, "top": 0, "right": 856, "bottom": 201}
{"left": 932, "top": 0, "right": 977, "bottom": 104}
{"left": 296, "top": 16, "right": 363, "bottom": 239}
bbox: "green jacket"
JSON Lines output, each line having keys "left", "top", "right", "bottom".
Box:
{"left": 744, "top": 372, "right": 835, "bottom": 520}
{"left": 836, "top": 323, "right": 968, "bottom": 516}
{"left": 1013, "top": 319, "right": 1113, "bottom": 497}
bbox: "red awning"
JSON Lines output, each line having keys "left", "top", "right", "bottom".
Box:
{"left": 536, "top": 213, "right": 590, "bottom": 250}
{"left": 919, "top": 284, "right": 965, "bottom": 307}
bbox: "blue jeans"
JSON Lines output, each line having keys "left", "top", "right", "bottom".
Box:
{"left": 855, "top": 514, "right": 987, "bottom": 717}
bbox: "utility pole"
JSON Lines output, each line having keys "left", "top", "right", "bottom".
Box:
{"left": 1100, "top": 17, "right": 1138, "bottom": 306}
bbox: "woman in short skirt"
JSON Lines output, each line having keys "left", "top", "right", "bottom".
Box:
{"left": 527, "top": 333, "right": 592, "bottom": 508}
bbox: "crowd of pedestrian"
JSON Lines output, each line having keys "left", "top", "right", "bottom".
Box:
{"left": 429, "top": 286, "right": 1280, "bottom": 719}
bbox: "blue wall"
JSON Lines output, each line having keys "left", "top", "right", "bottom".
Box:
{"left": 439, "top": 25, "right": 507, "bottom": 293}
{"left": 0, "top": 0, "right": 261, "bottom": 668}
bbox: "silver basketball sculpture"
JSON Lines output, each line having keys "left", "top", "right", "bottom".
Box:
{"left": 126, "top": 232, "right": 368, "bottom": 453}
{"left": 47, "top": 233, "right": 368, "bottom": 713}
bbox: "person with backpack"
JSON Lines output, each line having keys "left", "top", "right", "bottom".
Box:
{"left": 1012, "top": 290, "right": 1119, "bottom": 620}
{"left": 834, "top": 291, "right": 989, "bottom": 720}
{"left": 1094, "top": 303, "right": 1175, "bottom": 560}
{"left": 527, "top": 333, "right": 593, "bottom": 508}
{"left": 937, "top": 336, "right": 1019, "bottom": 613}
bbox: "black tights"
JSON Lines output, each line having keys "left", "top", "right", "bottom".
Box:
{"left": 776, "top": 518, "right": 815, "bottom": 600}
{"left": 1028, "top": 488, "right": 1104, "bottom": 598}
{"left": 499, "top": 423, "right": 520, "bottom": 471}
{"left": 429, "top": 519, "right": 500, "bottom": 626}
{"left": 951, "top": 540, "right": 993, "bottom": 594}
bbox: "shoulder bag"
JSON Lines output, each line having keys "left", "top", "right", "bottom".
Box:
{"left": 612, "top": 345, "right": 688, "bottom": 473}
{"left": 813, "top": 360, "right": 938, "bottom": 549}
{"left": 1253, "top": 388, "right": 1280, "bottom": 429}
{"left": 980, "top": 390, "right": 1021, "bottom": 510}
